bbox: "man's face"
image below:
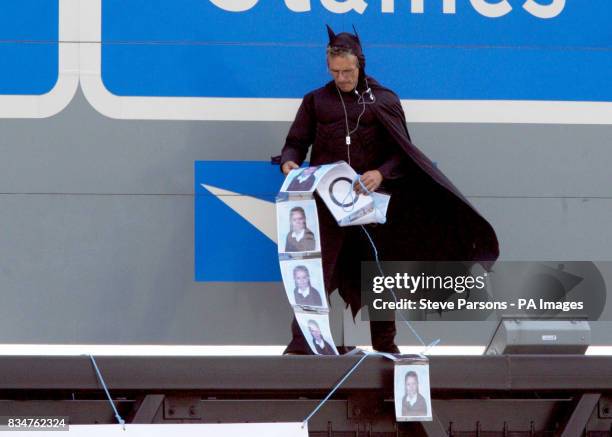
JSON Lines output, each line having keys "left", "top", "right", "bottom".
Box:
{"left": 308, "top": 323, "right": 322, "bottom": 341}
{"left": 405, "top": 376, "right": 418, "bottom": 397}
{"left": 327, "top": 54, "right": 359, "bottom": 92}
{"left": 294, "top": 270, "right": 310, "bottom": 289}
{"left": 290, "top": 211, "right": 305, "bottom": 232}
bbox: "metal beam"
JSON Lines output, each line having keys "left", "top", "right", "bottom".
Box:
{"left": 0, "top": 356, "right": 611, "bottom": 392}
{"left": 556, "top": 393, "right": 601, "bottom": 437}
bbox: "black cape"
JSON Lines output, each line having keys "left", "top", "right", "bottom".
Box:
{"left": 366, "top": 77, "right": 499, "bottom": 264}
{"left": 280, "top": 77, "right": 499, "bottom": 317}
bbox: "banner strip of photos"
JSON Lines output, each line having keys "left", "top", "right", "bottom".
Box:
{"left": 277, "top": 162, "right": 391, "bottom": 355}
{"left": 277, "top": 170, "right": 339, "bottom": 356}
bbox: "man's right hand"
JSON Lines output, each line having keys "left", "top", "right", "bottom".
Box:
{"left": 281, "top": 161, "right": 299, "bottom": 175}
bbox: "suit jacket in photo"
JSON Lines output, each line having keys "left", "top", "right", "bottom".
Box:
{"left": 312, "top": 338, "right": 336, "bottom": 355}
{"left": 285, "top": 228, "right": 316, "bottom": 252}
{"left": 287, "top": 173, "right": 316, "bottom": 191}
{"left": 294, "top": 286, "right": 323, "bottom": 307}
{"left": 401, "top": 393, "right": 428, "bottom": 417}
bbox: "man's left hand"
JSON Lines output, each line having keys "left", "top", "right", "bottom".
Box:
{"left": 354, "top": 170, "right": 383, "bottom": 194}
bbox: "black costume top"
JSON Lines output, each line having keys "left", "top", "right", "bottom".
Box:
{"left": 282, "top": 81, "right": 405, "bottom": 180}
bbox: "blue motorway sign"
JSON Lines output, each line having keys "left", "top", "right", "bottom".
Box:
{"left": 0, "top": 0, "right": 58, "bottom": 95}
{"left": 195, "top": 161, "right": 285, "bottom": 282}
{"left": 101, "top": 0, "right": 612, "bottom": 101}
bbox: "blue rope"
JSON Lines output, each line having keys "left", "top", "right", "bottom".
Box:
{"left": 339, "top": 177, "right": 358, "bottom": 213}
{"left": 301, "top": 352, "right": 370, "bottom": 427}
{"left": 339, "top": 175, "right": 386, "bottom": 222}
{"left": 89, "top": 355, "right": 126, "bottom": 430}
{"left": 352, "top": 175, "right": 440, "bottom": 351}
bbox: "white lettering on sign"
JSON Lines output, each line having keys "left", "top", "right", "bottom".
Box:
{"left": 320, "top": 0, "right": 368, "bottom": 14}
{"left": 469, "top": 0, "right": 513, "bottom": 18}
{"left": 523, "top": 0, "right": 566, "bottom": 19}
{"left": 410, "top": 0, "right": 456, "bottom": 14}
{"left": 285, "top": 0, "right": 311, "bottom": 12}
{"left": 209, "top": 0, "right": 259, "bottom": 12}
{"left": 209, "top": 0, "right": 565, "bottom": 18}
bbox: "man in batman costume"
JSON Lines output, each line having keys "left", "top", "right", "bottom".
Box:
{"left": 279, "top": 26, "right": 499, "bottom": 354}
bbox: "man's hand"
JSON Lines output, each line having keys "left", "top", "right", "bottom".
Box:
{"left": 282, "top": 160, "right": 299, "bottom": 175}
{"left": 354, "top": 170, "right": 383, "bottom": 194}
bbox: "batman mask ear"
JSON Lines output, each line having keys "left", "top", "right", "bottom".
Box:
{"left": 352, "top": 24, "right": 361, "bottom": 45}
{"left": 326, "top": 24, "right": 336, "bottom": 45}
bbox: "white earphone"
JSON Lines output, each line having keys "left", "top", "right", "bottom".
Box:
{"left": 336, "top": 77, "right": 376, "bottom": 164}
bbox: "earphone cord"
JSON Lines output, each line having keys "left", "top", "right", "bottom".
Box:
{"left": 335, "top": 85, "right": 366, "bottom": 167}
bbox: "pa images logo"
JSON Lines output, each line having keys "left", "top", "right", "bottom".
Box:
{"left": 195, "top": 161, "right": 285, "bottom": 282}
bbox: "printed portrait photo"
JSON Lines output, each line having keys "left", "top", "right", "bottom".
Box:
{"left": 279, "top": 164, "right": 336, "bottom": 194}
{"left": 295, "top": 312, "right": 338, "bottom": 356}
{"left": 394, "top": 363, "right": 432, "bottom": 422}
{"left": 280, "top": 166, "right": 321, "bottom": 193}
{"left": 280, "top": 258, "right": 327, "bottom": 310}
{"left": 276, "top": 199, "right": 321, "bottom": 253}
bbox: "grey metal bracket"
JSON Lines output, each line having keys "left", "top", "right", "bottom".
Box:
{"left": 132, "top": 394, "right": 165, "bottom": 423}
{"left": 556, "top": 393, "right": 601, "bottom": 437}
